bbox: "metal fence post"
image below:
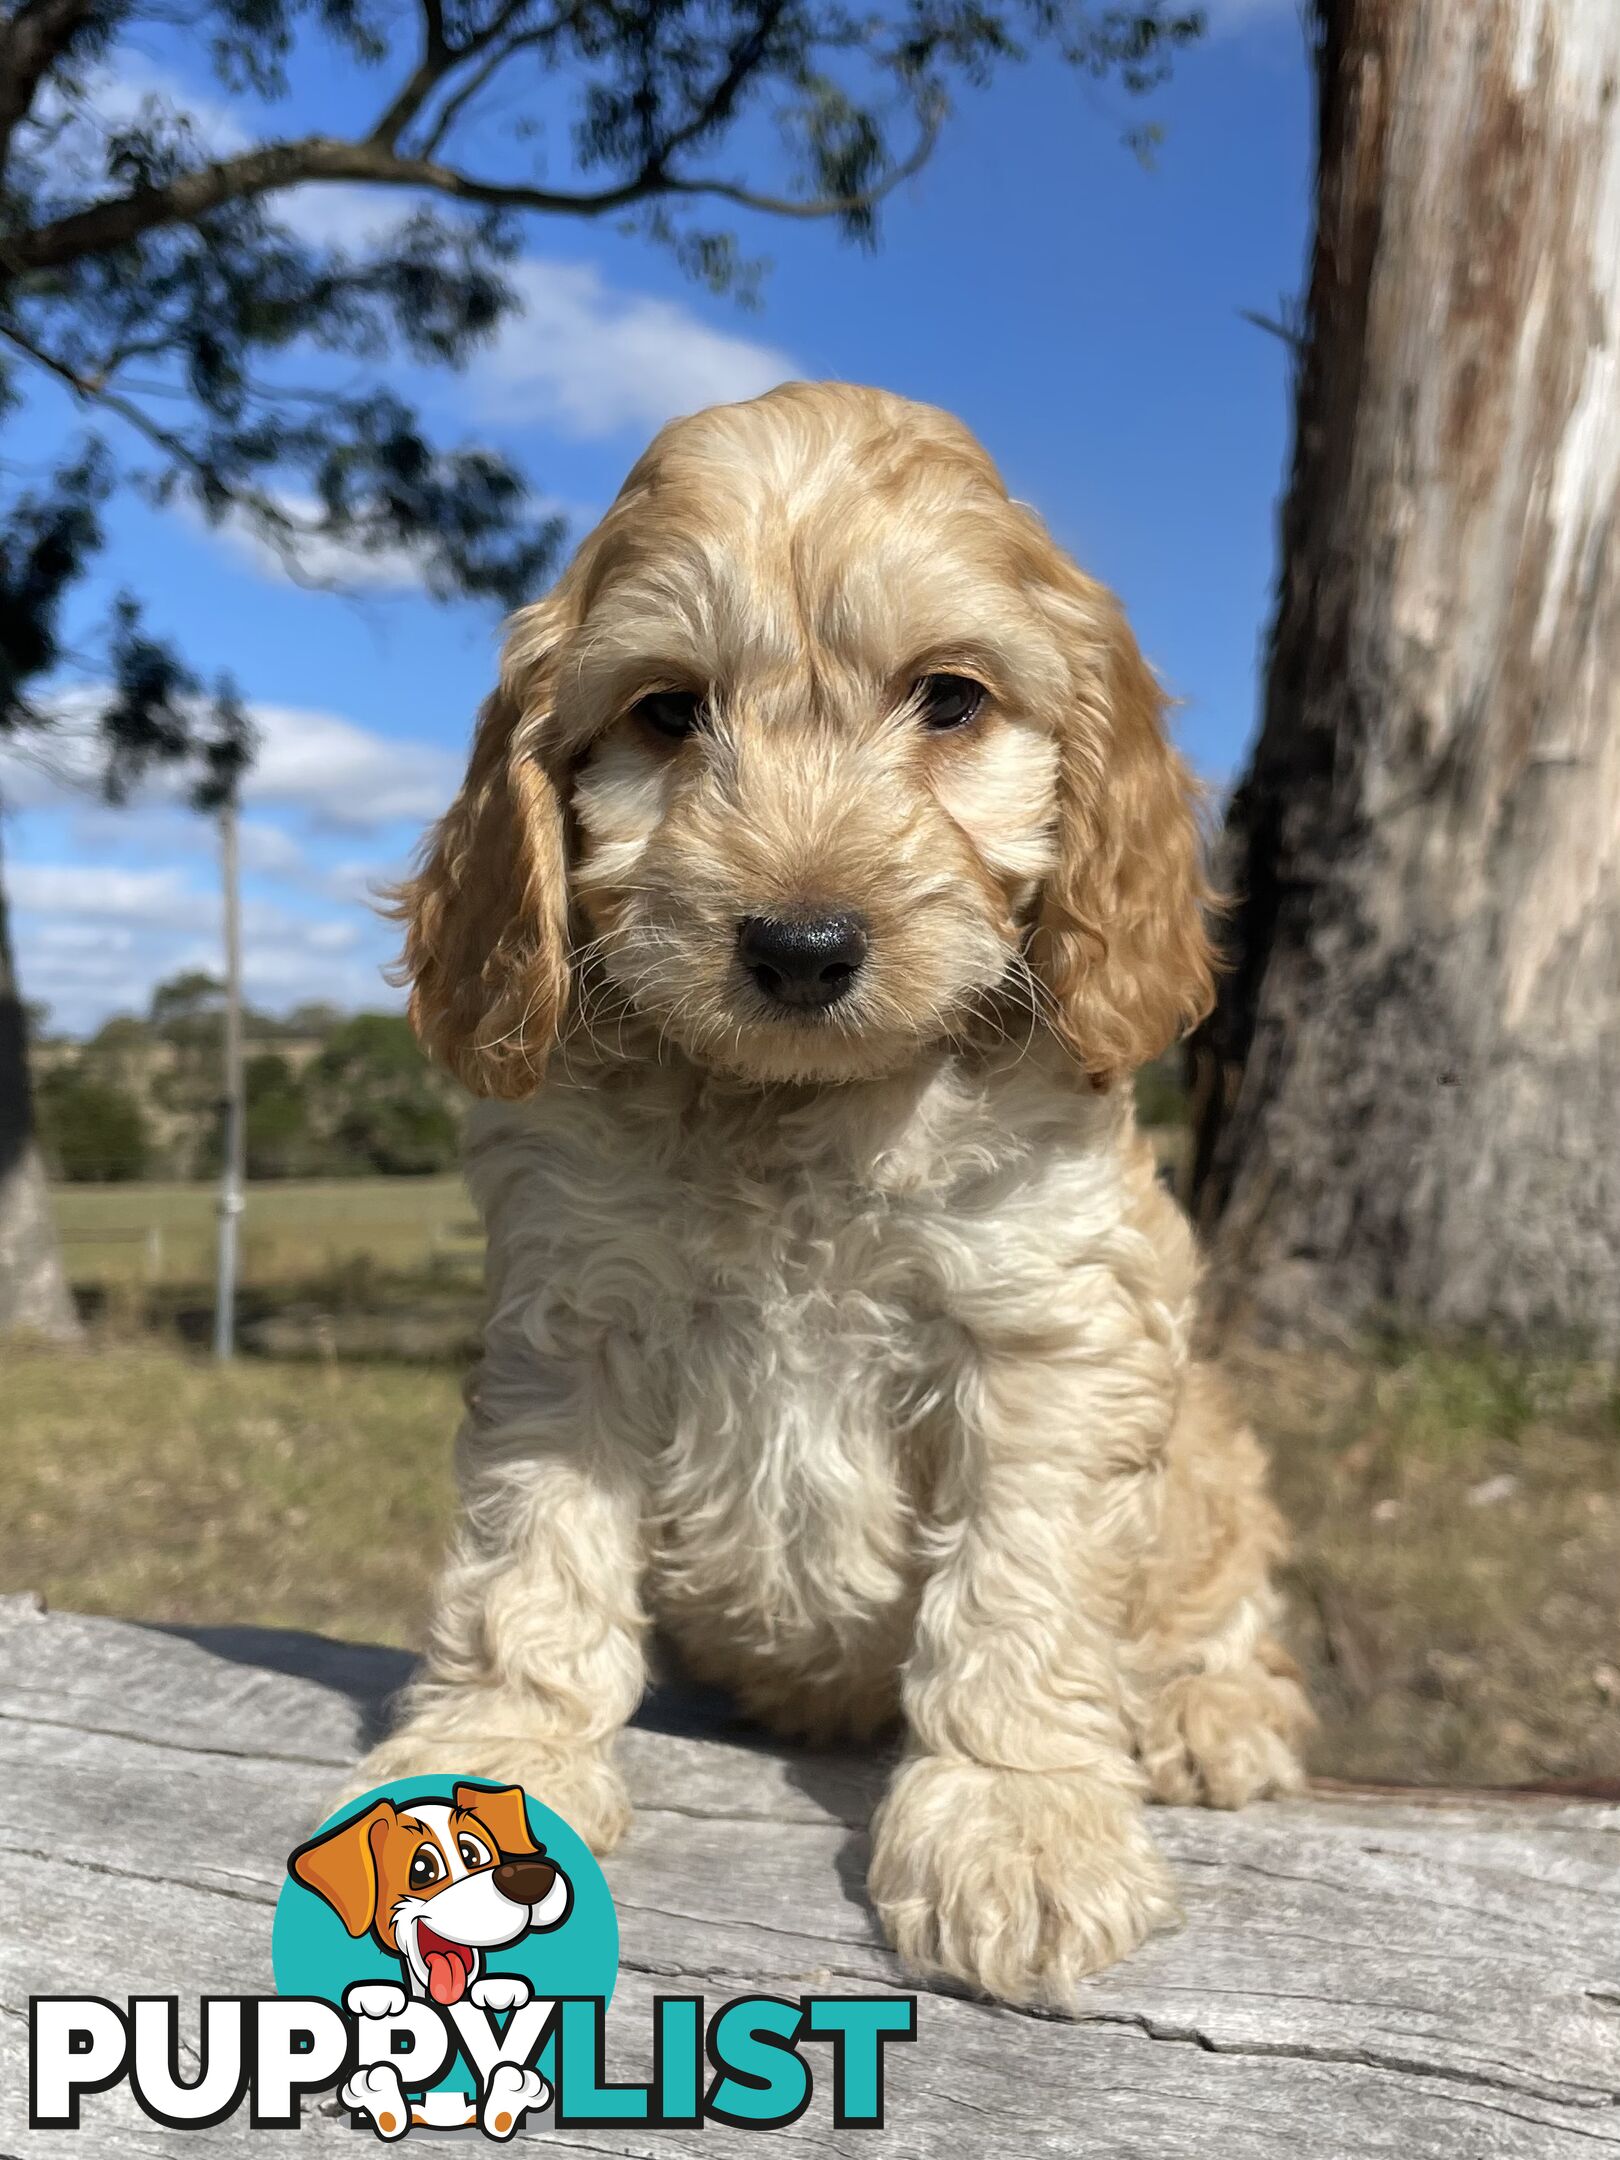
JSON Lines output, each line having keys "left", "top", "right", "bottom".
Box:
{"left": 213, "top": 797, "right": 245, "bottom": 1360}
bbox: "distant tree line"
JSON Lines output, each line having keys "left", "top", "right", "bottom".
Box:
{"left": 35, "top": 973, "right": 1191, "bottom": 1187}
{"left": 33, "top": 973, "right": 461, "bottom": 1183}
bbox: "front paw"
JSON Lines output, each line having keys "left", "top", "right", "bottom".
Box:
{"left": 868, "top": 1757, "right": 1177, "bottom": 2010}
{"left": 482, "top": 2063, "right": 549, "bottom": 2138}
{"left": 470, "top": 1974, "right": 532, "bottom": 2013}
{"left": 342, "top": 2064, "right": 410, "bottom": 2141}
{"left": 344, "top": 1983, "right": 407, "bottom": 2022}
{"left": 336, "top": 1729, "right": 631, "bottom": 1854}
{"left": 1141, "top": 1653, "right": 1312, "bottom": 1810}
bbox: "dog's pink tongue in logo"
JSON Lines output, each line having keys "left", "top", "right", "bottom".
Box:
{"left": 418, "top": 1926, "right": 474, "bottom": 2005}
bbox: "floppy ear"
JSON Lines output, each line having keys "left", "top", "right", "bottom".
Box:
{"left": 455, "top": 1782, "right": 538, "bottom": 1857}
{"left": 1027, "top": 565, "right": 1217, "bottom": 1082}
{"left": 391, "top": 592, "right": 576, "bottom": 1099}
{"left": 288, "top": 1800, "right": 392, "bottom": 1937}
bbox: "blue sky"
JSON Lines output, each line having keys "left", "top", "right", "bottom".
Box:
{"left": 3, "top": 0, "right": 1312, "bottom": 1034}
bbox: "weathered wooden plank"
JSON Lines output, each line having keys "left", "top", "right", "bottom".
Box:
{"left": 1, "top": 1595, "right": 1617, "bottom": 2157}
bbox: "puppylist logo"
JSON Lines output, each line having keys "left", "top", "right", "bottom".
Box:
{"left": 277, "top": 1778, "right": 601, "bottom": 2135}
{"left": 29, "top": 1776, "right": 916, "bottom": 2139}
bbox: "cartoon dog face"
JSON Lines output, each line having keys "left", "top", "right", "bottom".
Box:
{"left": 290, "top": 1784, "right": 572, "bottom": 2005}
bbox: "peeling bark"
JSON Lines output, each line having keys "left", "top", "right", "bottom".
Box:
{"left": 1193, "top": 0, "right": 1620, "bottom": 1352}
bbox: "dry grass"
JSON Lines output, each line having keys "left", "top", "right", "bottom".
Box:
{"left": 8, "top": 1337, "right": 461, "bottom": 1645}
{"left": 1234, "top": 1343, "right": 1620, "bottom": 1788}
{"left": 13, "top": 1179, "right": 1620, "bottom": 1789}
{"left": 53, "top": 1176, "right": 473, "bottom": 1292}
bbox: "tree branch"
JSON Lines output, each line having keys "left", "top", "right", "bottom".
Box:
{"left": 374, "top": 0, "right": 582, "bottom": 152}
{"left": 417, "top": 16, "right": 570, "bottom": 157}
{"left": 0, "top": 0, "right": 99, "bottom": 174}
{"left": 650, "top": 0, "right": 792, "bottom": 169}
{"left": 1239, "top": 306, "right": 1304, "bottom": 355}
{"left": 660, "top": 113, "right": 939, "bottom": 219}
{"left": 0, "top": 319, "right": 552, "bottom": 603}
{"left": 0, "top": 318, "right": 337, "bottom": 584}
{"left": 365, "top": 0, "right": 452, "bottom": 148}
{"left": 8, "top": 108, "right": 942, "bottom": 277}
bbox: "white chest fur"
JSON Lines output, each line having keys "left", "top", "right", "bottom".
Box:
{"left": 459, "top": 1049, "right": 1171, "bottom": 1726}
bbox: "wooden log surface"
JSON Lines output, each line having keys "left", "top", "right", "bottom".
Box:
{"left": 1, "top": 1593, "right": 1617, "bottom": 2157}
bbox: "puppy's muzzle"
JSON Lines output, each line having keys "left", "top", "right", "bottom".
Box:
{"left": 739, "top": 912, "right": 869, "bottom": 1011}
{"left": 493, "top": 1857, "right": 558, "bottom": 1906}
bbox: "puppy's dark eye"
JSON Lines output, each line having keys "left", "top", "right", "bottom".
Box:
{"left": 408, "top": 1847, "right": 443, "bottom": 1889}
{"left": 633, "top": 689, "right": 704, "bottom": 740}
{"left": 914, "top": 674, "right": 985, "bottom": 731}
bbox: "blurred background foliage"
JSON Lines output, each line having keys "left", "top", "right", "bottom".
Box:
{"left": 32, "top": 972, "right": 461, "bottom": 1181}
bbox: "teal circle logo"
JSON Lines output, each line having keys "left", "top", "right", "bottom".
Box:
{"left": 273, "top": 1778, "right": 617, "bottom": 2133}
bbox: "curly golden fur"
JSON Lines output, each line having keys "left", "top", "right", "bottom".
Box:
{"left": 355, "top": 382, "right": 1309, "bottom": 2010}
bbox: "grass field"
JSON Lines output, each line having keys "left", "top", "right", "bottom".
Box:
{"left": 12, "top": 1178, "right": 1620, "bottom": 1789}
{"left": 1251, "top": 1343, "right": 1620, "bottom": 1786}
{"left": 53, "top": 1175, "right": 474, "bottom": 1290}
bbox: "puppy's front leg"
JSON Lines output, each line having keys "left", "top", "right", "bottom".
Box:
{"left": 869, "top": 1322, "right": 1178, "bottom": 2008}
{"left": 349, "top": 1418, "right": 646, "bottom": 1853}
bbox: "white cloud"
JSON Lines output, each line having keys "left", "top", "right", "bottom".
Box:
{"left": 267, "top": 180, "right": 406, "bottom": 250}
{"left": 244, "top": 704, "right": 458, "bottom": 829}
{"left": 268, "top": 192, "right": 801, "bottom": 444}
{"left": 11, "top": 861, "right": 369, "bottom": 947}
{"left": 473, "top": 258, "right": 797, "bottom": 439}
{"left": 19, "top": 924, "right": 160, "bottom": 1030}
{"left": 304, "top": 918, "right": 362, "bottom": 953}
{"left": 324, "top": 858, "right": 391, "bottom": 904}
{"left": 10, "top": 857, "right": 399, "bottom": 1032}
{"left": 267, "top": 161, "right": 801, "bottom": 443}
{"left": 0, "top": 692, "right": 452, "bottom": 1029}
{"left": 9, "top": 863, "right": 201, "bottom": 930}
{"left": 26, "top": 929, "right": 400, "bottom": 1036}
{"left": 236, "top": 822, "right": 310, "bottom": 877}
{"left": 0, "top": 696, "right": 459, "bottom": 833}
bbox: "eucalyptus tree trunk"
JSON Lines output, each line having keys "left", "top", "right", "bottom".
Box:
{"left": 0, "top": 833, "right": 81, "bottom": 1343}
{"left": 1191, "top": 0, "right": 1620, "bottom": 1353}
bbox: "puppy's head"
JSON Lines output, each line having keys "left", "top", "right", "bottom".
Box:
{"left": 398, "top": 381, "right": 1214, "bottom": 1092}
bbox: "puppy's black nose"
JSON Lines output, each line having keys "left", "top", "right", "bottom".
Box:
{"left": 493, "top": 1858, "right": 557, "bottom": 1907}
{"left": 738, "top": 913, "right": 868, "bottom": 1010}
